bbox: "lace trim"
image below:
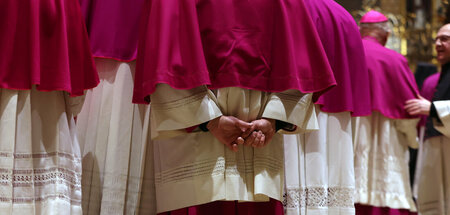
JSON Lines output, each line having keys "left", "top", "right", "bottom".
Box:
{"left": 0, "top": 151, "right": 81, "bottom": 161}
{"left": 0, "top": 152, "right": 82, "bottom": 205}
{"left": 0, "top": 194, "right": 81, "bottom": 204}
{"left": 283, "top": 187, "right": 354, "bottom": 209}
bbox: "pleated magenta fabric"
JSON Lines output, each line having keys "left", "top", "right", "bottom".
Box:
{"left": 79, "top": 0, "right": 145, "bottom": 61}
{"left": 133, "top": 0, "right": 336, "bottom": 103}
{"left": 363, "top": 37, "right": 419, "bottom": 119}
{"left": 305, "top": 0, "right": 372, "bottom": 116}
{"left": 0, "top": 0, "right": 99, "bottom": 96}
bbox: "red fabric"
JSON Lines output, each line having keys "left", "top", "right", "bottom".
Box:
{"left": 0, "top": 0, "right": 99, "bottom": 96}
{"left": 362, "top": 37, "right": 420, "bottom": 119}
{"left": 305, "top": 0, "right": 372, "bottom": 117}
{"left": 159, "top": 199, "right": 284, "bottom": 215}
{"left": 355, "top": 204, "right": 418, "bottom": 215}
{"left": 133, "top": 0, "right": 336, "bottom": 103}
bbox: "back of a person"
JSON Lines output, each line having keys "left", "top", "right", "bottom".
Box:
{"left": 134, "top": 0, "right": 337, "bottom": 214}
{"left": 354, "top": 11, "right": 419, "bottom": 214}
{"left": 0, "top": 1, "right": 99, "bottom": 214}
{"left": 283, "top": 1, "right": 369, "bottom": 214}
{"left": 305, "top": 0, "right": 371, "bottom": 116}
{"left": 362, "top": 38, "right": 418, "bottom": 119}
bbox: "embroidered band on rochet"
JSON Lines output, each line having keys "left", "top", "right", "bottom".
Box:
{"left": 283, "top": 187, "right": 355, "bottom": 208}
{"left": 0, "top": 151, "right": 82, "bottom": 204}
{"left": 156, "top": 156, "right": 283, "bottom": 184}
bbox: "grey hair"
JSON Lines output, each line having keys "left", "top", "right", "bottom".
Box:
{"left": 360, "top": 22, "right": 391, "bottom": 33}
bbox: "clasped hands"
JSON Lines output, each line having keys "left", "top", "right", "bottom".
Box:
{"left": 207, "top": 116, "right": 276, "bottom": 152}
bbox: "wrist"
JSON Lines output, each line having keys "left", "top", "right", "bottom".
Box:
{"left": 199, "top": 121, "right": 209, "bottom": 132}
{"left": 206, "top": 116, "right": 221, "bottom": 131}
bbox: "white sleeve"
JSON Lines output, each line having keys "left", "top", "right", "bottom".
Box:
{"left": 433, "top": 100, "right": 450, "bottom": 138}
{"left": 261, "top": 90, "right": 318, "bottom": 134}
{"left": 394, "top": 118, "right": 420, "bottom": 149}
{"left": 150, "top": 84, "right": 222, "bottom": 139}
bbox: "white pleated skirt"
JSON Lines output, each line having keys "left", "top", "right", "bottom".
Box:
{"left": 76, "top": 58, "right": 156, "bottom": 215}
{"left": 0, "top": 87, "right": 84, "bottom": 215}
{"left": 283, "top": 110, "right": 355, "bottom": 215}
{"left": 353, "top": 112, "right": 416, "bottom": 211}
{"left": 415, "top": 135, "right": 450, "bottom": 215}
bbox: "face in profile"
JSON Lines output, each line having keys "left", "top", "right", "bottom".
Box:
{"left": 436, "top": 24, "right": 450, "bottom": 65}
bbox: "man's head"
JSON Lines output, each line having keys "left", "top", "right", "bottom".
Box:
{"left": 359, "top": 10, "right": 390, "bottom": 46}
{"left": 436, "top": 24, "right": 450, "bottom": 65}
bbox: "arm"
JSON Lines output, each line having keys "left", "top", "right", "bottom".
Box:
{"left": 261, "top": 89, "right": 318, "bottom": 134}
{"left": 149, "top": 84, "right": 222, "bottom": 138}
{"left": 404, "top": 95, "right": 431, "bottom": 116}
{"left": 245, "top": 90, "right": 318, "bottom": 147}
{"left": 150, "top": 84, "right": 253, "bottom": 151}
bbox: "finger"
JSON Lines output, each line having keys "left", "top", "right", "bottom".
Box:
{"left": 408, "top": 109, "right": 421, "bottom": 115}
{"left": 417, "top": 94, "right": 425, "bottom": 100}
{"left": 242, "top": 123, "right": 256, "bottom": 138}
{"left": 404, "top": 106, "right": 417, "bottom": 112}
{"left": 235, "top": 120, "right": 253, "bottom": 133}
{"left": 253, "top": 131, "right": 263, "bottom": 147}
{"left": 235, "top": 137, "right": 245, "bottom": 145}
{"left": 405, "top": 104, "right": 420, "bottom": 111}
{"left": 407, "top": 109, "right": 421, "bottom": 115}
{"left": 404, "top": 103, "right": 416, "bottom": 109}
{"left": 258, "top": 134, "right": 266, "bottom": 148}
{"left": 409, "top": 106, "right": 421, "bottom": 112}
{"left": 411, "top": 108, "right": 425, "bottom": 115}
{"left": 232, "top": 143, "right": 239, "bottom": 152}
{"left": 245, "top": 131, "right": 257, "bottom": 146}
{"left": 405, "top": 100, "right": 419, "bottom": 105}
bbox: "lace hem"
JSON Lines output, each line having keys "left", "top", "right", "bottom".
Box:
{"left": 0, "top": 152, "right": 82, "bottom": 205}
{"left": 283, "top": 187, "right": 354, "bottom": 209}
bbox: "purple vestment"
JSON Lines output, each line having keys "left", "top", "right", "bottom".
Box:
{"left": 79, "top": 0, "right": 145, "bottom": 61}
{"left": 0, "top": 0, "right": 98, "bottom": 96}
{"left": 304, "top": 0, "right": 372, "bottom": 116}
{"left": 362, "top": 37, "right": 419, "bottom": 119}
{"left": 418, "top": 72, "right": 440, "bottom": 127}
{"left": 133, "top": 0, "right": 337, "bottom": 103}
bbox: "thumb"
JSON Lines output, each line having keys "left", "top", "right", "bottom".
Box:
{"left": 235, "top": 120, "right": 252, "bottom": 132}
{"left": 417, "top": 94, "right": 425, "bottom": 100}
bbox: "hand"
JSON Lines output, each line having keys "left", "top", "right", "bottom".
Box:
{"left": 404, "top": 95, "right": 431, "bottom": 116}
{"left": 207, "top": 116, "right": 253, "bottom": 152}
{"left": 245, "top": 118, "right": 276, "bottom": 148}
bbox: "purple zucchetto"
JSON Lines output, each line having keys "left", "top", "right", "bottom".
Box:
{"left": 360, "top": 10, "right": 388, "bottom": 23}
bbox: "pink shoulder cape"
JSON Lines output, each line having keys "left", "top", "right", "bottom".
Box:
{"left": 79, "top": 0, "right": 145, "bottom": 61}
{"left": 0, "top": 0, "right": 99, "bottom": 96}
{"left": 363, "top": 37, "right": 419, "bottom": 119}
{"left": 305, "top": 0, "right": 372, "bottom": 116}
{"left": 133, "top": 0, "right": 336, "bottom": 103}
